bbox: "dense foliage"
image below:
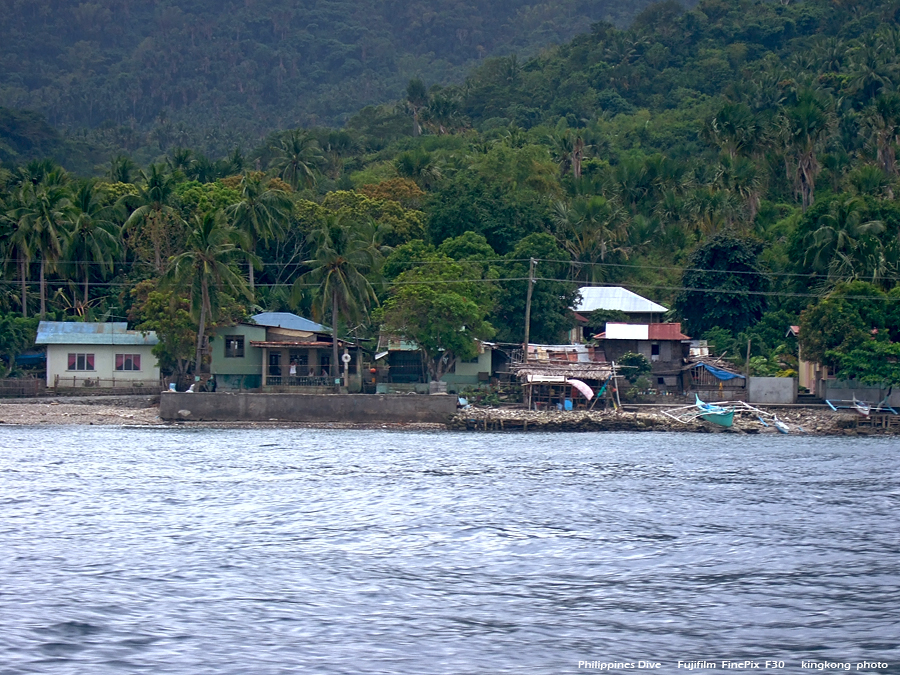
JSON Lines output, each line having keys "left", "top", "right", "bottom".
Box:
{"left": 0, "top": 0, "right": 659, "bottom": 160}
{"left": 4, "top": 0, "right": 900, "bottom": 384}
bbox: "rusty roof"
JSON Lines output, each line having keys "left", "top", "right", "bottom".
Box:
{"left": 593, "top": 323, "right": 690, "bottom": 341}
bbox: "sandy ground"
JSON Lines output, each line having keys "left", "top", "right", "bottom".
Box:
{"left": 0, "top": 401, "right": 165, "bottom": 426}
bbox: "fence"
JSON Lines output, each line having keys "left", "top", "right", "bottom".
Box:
{"left": 53, "top": 375, "right": 163, "bottom": 394}
{"left": 0, "top": 379, "right": 45, "bottom": 398}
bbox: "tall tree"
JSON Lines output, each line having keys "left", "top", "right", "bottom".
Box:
{"left": 271, "top": 130, "right": 322, "bottom": 191}
{"left": 674, "top": 233, "right": 769, "bottom": 336}
{"left": 121, "top": 164, "right": 183, "bottom": 272}
{"left": 11, "top": 167, "right": 73, "bottom": 317}
{"left": 66, "top": 180, "right": 122, "bottom": 305}
{"left": 294, "top": 214, "right": 385, "bottom": 385}
{"left": 380, "top": 254, "right": 495, "bottom": 382}
{"left": 781, "top": 90, "right": 832, "bottom": 211}
{"left": 162, "top": 210, "right": 254, "bottom": 373}
{"left": 406, "top": 78, "right": 429, "bottom": 137}
{"left": 227, "top": 173, "right": 292, "bottom": 292}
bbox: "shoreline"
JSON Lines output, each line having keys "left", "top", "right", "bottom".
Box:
{"left": 0, "top": 398, "right": 895, "bottom": 435}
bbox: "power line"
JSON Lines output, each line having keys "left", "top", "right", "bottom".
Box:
{"left": 1, "top": 276, "right": 898, "bottom": 302}
{"left": 3, "top": 254, "right": 899, "bottom": 282}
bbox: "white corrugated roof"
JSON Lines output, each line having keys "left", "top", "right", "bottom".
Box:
{"left": 574, "top": 287, "right": 668, "bottom": 314}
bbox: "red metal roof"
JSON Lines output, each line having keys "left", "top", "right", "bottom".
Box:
{"left": 592, "top": 323, "right": 690, "bottom": 341}
{"left": 648, "top": 323, "right": 690, "bottom": 340}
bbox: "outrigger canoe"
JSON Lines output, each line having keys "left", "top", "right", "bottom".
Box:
{"left": 694, "top": 395, "right": 736, "bottom": 427}
{"left": 663, "top": 396, "right": 789, "bottom": 431}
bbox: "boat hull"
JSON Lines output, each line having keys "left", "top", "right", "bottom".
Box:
{"left": 700, "top": 409, "right": 735, "bottom": 427}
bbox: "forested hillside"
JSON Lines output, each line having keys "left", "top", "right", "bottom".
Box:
{"left": 0, "top": 0, "right": 658, "bottom": 155}
{"left": 4, "top": 0, "right": 900, "bottom": 387}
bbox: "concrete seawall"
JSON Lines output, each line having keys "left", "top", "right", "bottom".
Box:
{"left": 160, "top": 392, "right": 458, "bottom": 424}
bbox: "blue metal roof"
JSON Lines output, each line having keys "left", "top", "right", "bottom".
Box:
{"left": 251, "top": 312, "right": 329, "bottom": 332}
{"left": 35, "top": 321, "right": 159, "bottom": 346}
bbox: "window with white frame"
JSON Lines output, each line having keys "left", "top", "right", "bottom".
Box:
{"left": 67, "top": 353, "right": 95, "bottom": 371}
{"left": 115, "top": 353, "right": 142, "bottom": 371}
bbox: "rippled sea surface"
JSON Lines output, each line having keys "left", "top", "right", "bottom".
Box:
{"left": 1, "top": 427, "right": 898, "bottom": 674}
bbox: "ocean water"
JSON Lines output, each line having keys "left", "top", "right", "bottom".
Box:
{"left": 0, "top": 427, "right": 897, "bottom": 674}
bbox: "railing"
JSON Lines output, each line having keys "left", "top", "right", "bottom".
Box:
{"left": 264, "top": 376, "right": 334, "bottom": 387}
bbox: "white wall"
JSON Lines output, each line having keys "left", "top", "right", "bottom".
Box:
{"left": 47, "top": 344, "right": 160, "bottom": 387}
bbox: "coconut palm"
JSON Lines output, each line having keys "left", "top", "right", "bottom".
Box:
{"left": 66, "top": 180, "right": 122, "bottom": 305}
{"left": 11, "top": 167, "right": 73, "bottom": 317}
{"left": 226, "top": 172, "right": 292, "bottom": 291}
{"left": 271, "top": 130, "right": 323, "bottom": 190}
{"left": 121, "top": 164, "right": 183, "bottom": 272}
{"left": 162, "top": 210, "right": 254, "bottom": 373}
{"left": 803, "top": 196, "right": 887, "bottom": 286}
{"left": 294, "top": 214, "right": 385, "bottom": 386}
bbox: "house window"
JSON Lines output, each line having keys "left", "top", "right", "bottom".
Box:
{"left": 225, "top": 335, "right": 245, "bottom": 358}
{"left": 115, "top": 354, "right": 141, "bottom": 371}
{"left": 67, "top": 353, "right": 95, "bottom": 371}
{"left": 651, "top": 343, "right": 660, "bottom": 356}
{"left": 289, "top": 350, "right": 308, "bottom": 367}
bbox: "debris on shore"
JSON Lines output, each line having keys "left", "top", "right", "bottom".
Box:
{"left": 449, "top": 406, "right": 895, "bottom": 436}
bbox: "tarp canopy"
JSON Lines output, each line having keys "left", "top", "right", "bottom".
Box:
{"left": 566, "top": 378, "right": 594, "bottom": 400}
{"left": 699, "top": 362, "right": 745, "bottom": 381}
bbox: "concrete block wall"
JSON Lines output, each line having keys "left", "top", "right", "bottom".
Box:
{"left": 748, "top": 377, "right": 797, "bottom": 404}
{"left": 160, "top": 392, "right": 458, "bottom": 424}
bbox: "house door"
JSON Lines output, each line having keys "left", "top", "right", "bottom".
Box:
{"left": 268, "top": 352, "right": 282, "bottom": 384}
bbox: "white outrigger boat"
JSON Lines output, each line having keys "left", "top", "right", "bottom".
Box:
{"left": 663, "top": 395, "right": 790, "bottom": 433}
{"left": 826, "top": 396, "right": 897, "bottom": 417}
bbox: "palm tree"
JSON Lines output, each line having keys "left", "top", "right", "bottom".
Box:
{"left": 271, "top": 130, "right": 323, "bottom": 190}
{"left": 551, "top": 196, "right": 626, "bottom": 283}
{"left": 395, "top": 148, "right": 442, "bottom": 190}
{"left": 11, "top": 167, "right": 73, "bottom": 318}
{"left": 66, "top": 180, "right": 122, "bottom": 305}
{"left": 716, "top": 154, "right": 763, "bottom": 223}
{"left": 704, "top": 102, "right": 761, "bottom": 159}
{"left": 863, "top": 92, "right": 900, "bottom": 176}
{"left": 294, "top": 214, "right": 385, "bottom": 387}
{"left": 121, "top": 164, "right": 183, "bottom": 272}
{"left": 162, "top": 210, "right": 254, "bottom": 373}
{"left": 406, "top": 78, "right": 429, "bottom": 137}
{"left": 803, "top": 196, "right": 887, "bottom": 286}
{"left": 108, "top": 154, "right": 138, "bottom": 183}
{"left": 781, "top": 90, "right": 832, "bottom": 211}
{"left": 226, "top": 173, "right": 292, "bottom": 291}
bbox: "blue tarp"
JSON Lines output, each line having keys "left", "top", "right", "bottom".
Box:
{"left": 700, "top": 362, "right": 745, "bottom": 381}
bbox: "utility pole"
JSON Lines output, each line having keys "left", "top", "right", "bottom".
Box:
{"left": 523, "top": 257, "right": 536, "bottom": 362}
{"left": 745, "top": 339, "right": 752, "bottom": 379}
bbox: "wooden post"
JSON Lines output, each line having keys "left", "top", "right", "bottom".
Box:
{"left": 523, "top": 258, "right": 536, "bottom": 362}
{"left": 612, "top": 361, "right": 623, "bottom": 411}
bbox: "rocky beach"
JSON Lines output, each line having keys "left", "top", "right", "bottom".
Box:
{"left": 0, "top": 396, "right": 896, "bottom": 435}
